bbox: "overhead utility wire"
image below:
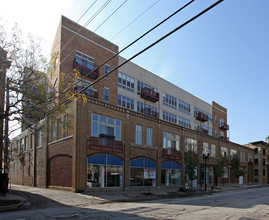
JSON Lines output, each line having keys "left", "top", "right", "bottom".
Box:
{"left": 50, "top": 0, "right": 97, "bottom": 62}
{"left": 78, "top": 0, "right": 224, "bottom": 95}
{"left": 50, "top": 0, "right": 224, "bottom": 114}
{"left": 110, "top": 0, "right": 160, "bottom": 41}
{"left": 58, "top": 0, "right": 124, "bottom": 83}
{"left": 93, "top": 0, "right": 128, "bottom": 33}
{"left": 62, "top": 0, "right": 195, "bottom": 94}
{"left": 60, "top": 0, "right": 112, "bottom": 53}
{"left": 48, "top": 0, "right": 195, "bottom": 104}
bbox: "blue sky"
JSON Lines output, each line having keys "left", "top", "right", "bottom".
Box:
{"left": 1, "top": 0, "right": 268, "bottom": 144}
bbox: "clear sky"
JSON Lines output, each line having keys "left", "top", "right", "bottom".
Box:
{"left": 1, "top": 0, "right": 268, "bottom": 145}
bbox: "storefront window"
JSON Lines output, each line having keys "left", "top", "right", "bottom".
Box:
{"left": 201, "top": 167, "right": 214, "bottom": 184}
{"left": 87, "top": 154, "right": 124, "bottom": 188}
{"left": 130, "top": 158, "right": 156, "bottom": 187}
{"left": 161, "top": 161, "right": 181, "bottom": 186}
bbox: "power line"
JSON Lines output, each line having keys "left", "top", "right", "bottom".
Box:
{"left": 56, "top": 0, "right": 128, "bottom": 86}
{"left": 48, "top": 0, "right": 224, "bottom": 115}
{"left": 50, "top": 0, "right": 98, "bottom": 63}
{"left": 60, "top": 0, "right": 112, "bottom": 54}
{"left": 110, "top": 0, "right": 160, "bottom": 41}
{"left": 62, "top": 0, "right": 196, "bottom": 95}
{"left": 93, "top": 0, "right": 128, "bottom": 33}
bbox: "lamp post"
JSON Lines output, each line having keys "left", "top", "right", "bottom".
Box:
{"left": 203, "top": 148, "right": 210, "bottom": 191}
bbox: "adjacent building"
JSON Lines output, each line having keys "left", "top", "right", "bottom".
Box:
{"left": 244, "top": 141, "right": 268, "bottom": 184}
{"left": 10, "top": 16, "right": 256, "bottom": 192}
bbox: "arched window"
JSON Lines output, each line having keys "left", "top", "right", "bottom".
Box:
{"left": 130, "top": 158, "right": 156, "bottom": 187}
{"left": 161, "top": 161, "right": 181, "bottom": 186}
{"left": 87, "top": 154, "right": 123, "bottom": 188}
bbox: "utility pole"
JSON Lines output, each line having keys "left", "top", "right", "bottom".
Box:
{"left": 4, "top": 78, "right": 9, "bottom": 174}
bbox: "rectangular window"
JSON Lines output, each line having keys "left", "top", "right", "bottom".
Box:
{"left": 263, "top": 148, "right": 266, "bottom": 155}
{"left": 254, "top": 148, "right": 258, "bottom": 154}
{"left": 178, "top": 116, "right": 191, "bottom": 129}
{"left": 178, "top": 99, "right": 190, "bottom": 115}
{"left": 230, "top": 149, "right": 237, "bottom": 159}
{"left": 104, "top": 88, "right": 109, "bottom": 102}
{"left": 248, "top": 153, "right": 253, "bottom": 162}
{"left": 211, "top": 144, "right": 216, "bottom": 157}
{"left": 163, "top": 111, "right": 177, "bottom": 124}
{"left": 25, "top": 136, "right": 28, "bottom": 152}
{"left": 203, "top": 142, "right": 209, "bottom": 154}
{"left": 51, "top": 122, "right": 55, "bottom": 142}
{"left": 221, "top": 146, "right": 228, "bottom": 157}
{"left": 37, "top": 130, "right": 42, "bottom": 148}
{"left": 91, "top": 114, "right": 121, "bottom": 141}
{"left": 63, "top": 115, "right": 68, "bottom": 138}
{"left": 118, "top": 94, "right": 134, "bottom": 110}
{"left": 184, "top": 137, "right": 198, "bottom": 153}
{"left": 254, "top": 158, "right": 258, "bottom": 165}
{"left": 242, "top": 152, "right": 245, "bottom": 162}
{"left": 105, "top": 64, "right": 110, "bottom": 78}
{"left": 75, "top": 51, "right": 94, "bottom": 70}
{"left": 136, "top": 124, "right": 142, "bottom": 145}
{"left": 57, "top": 118, "right": 61, "bottom": 140}
{"left": 118, "top": 72, "right": 134, "bottom": 93}
{"left": 20, "top": 139, "right": 24, "bottom": 152}
{"left": 163, "top": 132, "right": 180, "bottom": 153}
{"left": 30, "top": 134, "right": 33, "bottom": 150}
{"left": 146, "top": 127, "right": 152, "bottom": 146}
{"left": 10, "top": 143, "right": 14, "bottom": 156}
{"left": 17, "top": 140, "right": 20, "bottom": 154}
{"left": 163, "top": 92, "right": 177, "bottom": 109}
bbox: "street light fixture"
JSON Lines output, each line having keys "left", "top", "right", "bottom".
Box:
{"left": 203, "top": 148, "right": 210, "bottom": 191}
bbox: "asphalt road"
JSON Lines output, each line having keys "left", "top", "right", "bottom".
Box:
{"left": 1, "top": 186, "right": 269, "bottom": 219}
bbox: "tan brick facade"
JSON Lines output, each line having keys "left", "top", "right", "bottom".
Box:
{"left": 9, "top": 16, "right": 257, "bottom": 192}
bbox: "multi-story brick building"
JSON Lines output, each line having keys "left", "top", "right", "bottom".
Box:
{"left": 244, "top": 141, "right": 268, "bottom": 184}
{"left": 10, "top": 16, "right": 255, "bottom": 192}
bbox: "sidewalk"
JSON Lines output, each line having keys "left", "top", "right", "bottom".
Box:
{"left": 82, "top": 183, "right": 269, "bottom": 203}
{"left": 1, "top": 184, "right": 268, "bottom": 212}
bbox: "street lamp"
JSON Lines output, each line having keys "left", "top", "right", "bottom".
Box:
{"left": 203, "top": 148, "right": 210, "bottom": 191}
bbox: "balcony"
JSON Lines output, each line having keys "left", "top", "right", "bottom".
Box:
{"left": 162, "top": 148, "right": 182, "bottom": 160}
{"left": 195, "top": 127, "right": 208, "bottom": 134}
{"left": 196, "top": 112, "right": 208, "bottom": 122}
{"left": 141, "top": 87, "right": 159, "bottom": 102}
{"left": 220, "top": 122, "right": 229, "bottom": 131}
{"left": 141, "top": 107, "right": 159, "bottom": 118}
{"left": 73, "top": 57, "right": 99, "bottom": 79}
{"left": 74, "top": 85, "right": 98, "bottom": 99}
{"left": 87, "top": 136, "right": 124, "bottom": 153}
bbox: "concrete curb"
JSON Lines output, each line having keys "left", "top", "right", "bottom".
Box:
{"left": 0, "top": 196, "right": 25, "bottom": 212}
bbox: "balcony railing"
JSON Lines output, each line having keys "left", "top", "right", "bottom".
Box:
{"left": 141, "top": 87, "right": 159, "bottom": 102}
{"left": 220, "top": 122, "right": 229, "bottom": 130}
{"left": 141, "top": 108, "right": 159, "bottom": 118}
{"left": 73, "top": 57, "right": 99, "bottom": 79}
{"left": 74, "top": 85, "right": 98, "bottom": 99}
{"left": 196, "top": 112, "right": 208, "bottom": 122}
{"left": 195, "top": 127, "right": 208, "bottom": 134}
{"left": 87, "top": 136, "right": 124, "bottom": 153}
